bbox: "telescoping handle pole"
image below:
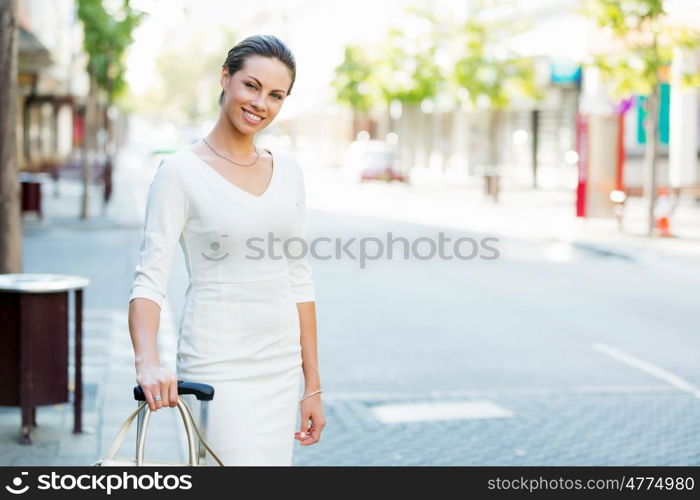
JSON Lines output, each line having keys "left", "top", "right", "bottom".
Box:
{"left": 133, "top": 380, "right": 215, "bottom": 463}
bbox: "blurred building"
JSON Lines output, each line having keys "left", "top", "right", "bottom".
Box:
{"left": 374, "top": 0, "right": 587, "bottom": 192}
{"left": 17, "top": 0, "right": 85, "bottom": 177}
{"left": 340, "top": 0, "right": 699, "bottom": 219}
{"left": 578, "top": 0, "right": 700, "bottom": 216}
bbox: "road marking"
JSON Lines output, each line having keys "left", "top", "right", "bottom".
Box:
{"left": 369, "top": 400, "right": 515, "bottom": 424}
{"left": 593, "top": 342, "right": 700, "bottom": 399}
{"left": 323, "top": 385, "right": 676, "bottom": 402}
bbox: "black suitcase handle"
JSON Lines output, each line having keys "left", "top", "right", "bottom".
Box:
{"left": 133, "top": 380, "right": 215, "bottom": 402}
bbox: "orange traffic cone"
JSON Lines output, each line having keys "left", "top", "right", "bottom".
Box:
{"left": 655, "top": 187, "right": 673, "bottom": 237}
{"left": 656, "top": 215, "right": 672, "bottom": 237}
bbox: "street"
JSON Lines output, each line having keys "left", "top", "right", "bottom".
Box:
{"left": 4, "top": 153, "right": 700, "bottom": 466}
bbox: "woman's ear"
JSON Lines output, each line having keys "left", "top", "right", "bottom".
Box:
{"left": 220, "top": 67, "right": 230, "bottom": 91}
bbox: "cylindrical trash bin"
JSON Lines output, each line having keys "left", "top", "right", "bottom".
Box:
{"left": 20, "top": 172, "right": 44, "bottom": 219}
{"left": 0, "top": 273, "right": 89, "bottom": 444}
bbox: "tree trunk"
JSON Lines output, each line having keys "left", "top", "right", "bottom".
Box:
{"left": 486, "top": 108, "right": 502, "bottom": 203}
{"left": 531, "top": 109, "right": 539, "bottom": 189}
{"left": 400, "top": 103, "right": 417, "bottom": 176}
{"left": 0, "top": 0, "right": 22, "bottom": 273}
{"left": 102, "top": 103, "right": 114, "bottom": 215}
{"left": 81, "top": 72, "right": 99, "bottom": 219}
{"left": 643, "top": 86, "right": 659, "bottom": 237}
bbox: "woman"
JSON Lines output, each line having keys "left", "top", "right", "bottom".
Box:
{"left": 127, "top": 34, "right": 325, "bottom": 466}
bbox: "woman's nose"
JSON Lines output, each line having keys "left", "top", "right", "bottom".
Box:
{"left": 251, "top": 96, "right": 266, "bottom": 112}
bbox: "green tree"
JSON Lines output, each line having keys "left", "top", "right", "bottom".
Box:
{"left": 331, "top": 6, "right": 445, "bottom": 171}
{"left": 331, "top": 44, "right": 380, "bottom": 139}
{"left": 76, "top": 0, "right": 144, "bottom": 218}
{"left": 331, "top": 2, "right": 543, "bottom": 187}
{"left": 375, "top": 12, "right": 445, "bottom": 174}
{"left": 452, "top": 4, "right": 543, "bottom": 202}
{"left": 147, "top": 28, "right": 236, "bottom": 124}
{"left": 584, "top": 0, "right": 700, "bottom": 236}
{"left": 331, "top": 45, "right": 377, "bottom": 115}
{"left": 372, "top": 25, "right": 443, "bottom": 105}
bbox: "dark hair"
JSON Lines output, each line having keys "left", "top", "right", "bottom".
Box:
{"left": 219, "top": 34, "right": 296, "bottom": 106}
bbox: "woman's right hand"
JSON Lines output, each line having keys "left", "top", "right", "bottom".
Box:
{"left": 135, "top": 364, "right": 179, "bottom": 411}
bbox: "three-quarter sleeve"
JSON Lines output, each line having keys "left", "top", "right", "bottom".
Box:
{"left": 129, "top": 157, "right": 188, "bottom": 309}
{"left": 287, "top": 161, "right": 316, "bottom": 303}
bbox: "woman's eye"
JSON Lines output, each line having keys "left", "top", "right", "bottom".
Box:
{"left": 247, "top": 83, "right": 281, "bottom": 100}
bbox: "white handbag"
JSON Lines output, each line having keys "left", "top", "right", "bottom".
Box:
{"left": 93, "top": 397, "right": 224, "bottom": 466}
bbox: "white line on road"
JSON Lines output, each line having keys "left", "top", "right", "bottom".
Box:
{"left": 322, "top": 385, "right": 676, "bottom": 402}
{"left": 593, "top": 342, "right": 700, "bottom": 399}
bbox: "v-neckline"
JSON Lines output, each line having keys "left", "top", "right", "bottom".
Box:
{"left": 185, "top": 145, "right": 277, "bottom": 199}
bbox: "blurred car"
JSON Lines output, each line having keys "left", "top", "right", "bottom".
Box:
{"left": 341, "top": 140, "right": 407, "bottom": 183}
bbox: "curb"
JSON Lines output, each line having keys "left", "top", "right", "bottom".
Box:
{"left": 566, "top": 240, "right": 637, "bottom": 261}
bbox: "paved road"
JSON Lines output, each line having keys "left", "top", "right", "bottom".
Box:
{"left": 5, "top": 154, "right": 699, "bottom": 466}
{"left": 170, "top": 162, "right": 700, "bottom": 465}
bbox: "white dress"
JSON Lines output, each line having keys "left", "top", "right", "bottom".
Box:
{"left": 128, "top": 145, "right": 316, "bottom": 466}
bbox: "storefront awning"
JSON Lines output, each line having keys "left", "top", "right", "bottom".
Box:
{"left": 18, "top": 26, "right": 52, "bottom": 75}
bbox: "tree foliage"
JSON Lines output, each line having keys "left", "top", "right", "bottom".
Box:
{"left": 331, "top": 2, "right": 541, "bottom": 113}
{"left": 332, "top": 6, "right": 445, "bottom": 109}
{"left": 452, "top": 15, "right": 542, "bottom": 110}
{"left": 76, "top": 0, "right": 145, "bottom": 102}
{"left": 331, "top": 45, "right": 377, "bottom": 114}
{"left": 372, "top": 22, "right": 444, "bottom": 105}
{"left": 583, "top": 0, "right": 700, "bottom": 99}
{"left": 157, "top": 28, "right": 234, "bottom": 122}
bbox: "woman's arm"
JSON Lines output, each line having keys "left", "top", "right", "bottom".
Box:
{"left": 129, "top": 298, "right": 161, "bottom": 367}
{"left": 129, "top": 298, "right": 179, "bottom": 410}
{"left": 297, "top": 300, "right": 325, "bottom": 445}
{"left": 298, "top": 301, "right": 319, "bottom": 391}
{"left": 287, "top": 159, "right": 326, "bottom": 445}
{"left": 128, "top": 157, "right": 188, "bottom": 412}
{"left": 287, "top": 162, "right": 319, "bottom": 389}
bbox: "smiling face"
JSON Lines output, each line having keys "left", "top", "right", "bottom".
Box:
{"left": 220, "top": 55, "right": 293, "bottom": 135}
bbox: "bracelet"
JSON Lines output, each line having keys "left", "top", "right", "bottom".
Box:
{"left": 299, "top": 389, "right": 322, "bottom": 403}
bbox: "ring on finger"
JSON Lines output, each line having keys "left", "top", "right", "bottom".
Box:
{"left": 153, "top": 394, "right": 162, "bottom": 401}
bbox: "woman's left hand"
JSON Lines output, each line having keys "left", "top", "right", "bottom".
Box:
{"left": 295, "top": 395, "right": 326, "bottom": 446}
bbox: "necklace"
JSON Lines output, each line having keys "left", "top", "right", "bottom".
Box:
{"left": 202, "top": 137, "right": 259, "bottom": 167}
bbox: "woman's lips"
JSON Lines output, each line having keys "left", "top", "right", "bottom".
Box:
{"left": 242, "top": 108, "right": 264, "bottom": 125}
